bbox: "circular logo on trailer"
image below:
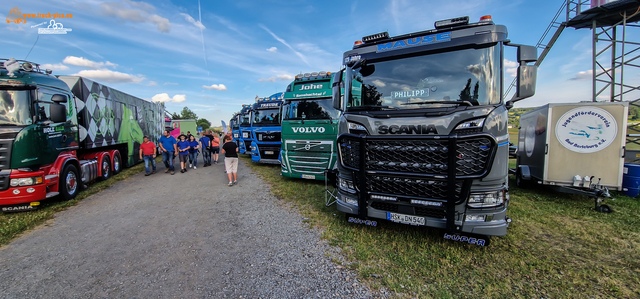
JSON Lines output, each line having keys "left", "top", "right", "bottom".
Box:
{"left": 555, "top": 106, "right": 617, "bottom": 153}
{"left": 524, "top": 124, "right": 536, "bottom": 157}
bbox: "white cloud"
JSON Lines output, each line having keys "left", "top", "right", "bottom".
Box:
{"left": 203, "top": 84, "right": 227, "bottom": 90}
{"left": 41, "top": 63, "right": 69, "bottom": 71}
{"left": 147, "top": 81, "right": 157, "bottom": 86}
{"left": 571, "top": 70, "right": 592, "bottom": 81}
{"left": 7, "top": 26, "right": 24, "bottom": 32}
{"left": 180, "top": 13, "right": 205, "bottom": 30}
{"left": 504, "top": 59, "right": 518, "bottom": 78}
{"left": 372, "top": 79, "right": 386, "bottom": 87}
{"left": 267, "top": 47, "right": 278, "bottom": 52}
{"left": 152, "top": 93, "right": 186, "bottom": 103}
{"left": 258, "top": 74, "right": 294, "bottom": 82}
{"left": 164, "top": 82, "right": 179, "bottom": 85}
{"left": 259, "top": 24, "right": 310, "bottom": 66}
{"left": 98, "top": 1, "right": 170, "bottom": 33}
{"left": 72, "top": 69, "right": 145, "bottom": 84}
{"left": 63, "top": 56, "right": 117, "bottom": 69}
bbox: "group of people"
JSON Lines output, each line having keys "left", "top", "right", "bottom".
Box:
{"left": 141, "top": 129, "right": 239, "bottom": 186}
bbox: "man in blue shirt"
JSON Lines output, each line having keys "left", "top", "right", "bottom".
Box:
{"left": 158, "top": 130, "right": 178, "bottom": 175}
{"left": 200, "top": 134, "right": 211, "bottom": 167}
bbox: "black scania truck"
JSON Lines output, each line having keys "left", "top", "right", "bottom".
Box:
{"left": 331, "top": 15, "right": 537, "bottom": 245}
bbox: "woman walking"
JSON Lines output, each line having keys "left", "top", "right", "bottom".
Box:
{"left": 220, "top": 135, "right": 239, "bottom": 186}
{"left": 211, "top": 133, "right": 220, "bottom": 164}
{"left": 188, "top": 135, "right": 200, "bottom": 169}
{"left": 177, "top": 134, "right": 190, "bottom": 173}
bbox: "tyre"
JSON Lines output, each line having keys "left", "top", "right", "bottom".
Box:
{"left": 99, "top": 155, "right": 111, "bottom": 181}
{"left": 112, "top": 152, "right": 122, "bottom": 175}
{"left": 516, "top": 170, "right": 528, "bottom": 188}
{"left": 597, "top": 204, "right": 613, "bottom": 213}
{"left": 60, "top": 164, "right": 80, "bottom": 201}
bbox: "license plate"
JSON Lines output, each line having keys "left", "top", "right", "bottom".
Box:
{"left": 265, "top": 151, "right": 274, "bottom": 155}
{"left": 301, "top": 174, "right": 315, "bottom": 180}
{"left": 387, "top": 212, "right": 425, "bottom": 226}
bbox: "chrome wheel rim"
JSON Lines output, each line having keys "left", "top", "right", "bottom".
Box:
{"left": 66, "top": 171, "right": 77, "bottom": 195}
{"left": 102, "top": 160, "right": 110, "bottom": 178}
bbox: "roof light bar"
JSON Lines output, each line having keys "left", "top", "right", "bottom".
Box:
{"left": 362, "top": 32, "right": 389, "bottom": 43}
{"left": 434, "top": 16, "right": 469, "bottom": 29}
{"left": 318, "top": 71, "right": 327, "bottom": 77}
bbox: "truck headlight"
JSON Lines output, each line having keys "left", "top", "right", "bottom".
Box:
{"left": 242, "top": 132, "right": 249, "bottom": 138}
{"left": 10, "top": 176, "right": 44, "bottom": 187}
{"left": 338, "top": 177, "right": 356, "bottom": 193}
{"left": 342, "top": 195, "right": 358, "bottom": 206}
{"left": 468, "top": 190, "right": 506, "bottom": 208}
{"left": 348, "top": 122, "right": 368, "bottom": 134}
{"left": 251, "top": 146, "right": 257, "bottom": 152}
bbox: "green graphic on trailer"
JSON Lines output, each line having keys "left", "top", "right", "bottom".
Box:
{"left": 118, "top": 105, "right": 145, "bottom": 165}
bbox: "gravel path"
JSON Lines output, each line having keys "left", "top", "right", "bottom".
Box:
{"left": 0, "top": 158, "right": 378, "bottom": 298}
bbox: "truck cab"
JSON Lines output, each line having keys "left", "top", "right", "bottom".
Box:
{"left": 238, "top": 104, "right": 253, "bottom": 154}
{"left": 280, "top": 72, "right": 340, "bottom": 180}
{"left": 332, "top": 16, "right": 537, "bottom": 243}
{"left": 250, "top": 93, "right": 283, "bottom": 164}
{"left": 230, "top": 113, "right": 240, "bottom": 146}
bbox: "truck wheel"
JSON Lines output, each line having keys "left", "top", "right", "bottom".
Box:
{"left": 60, "top": 164, "right": 80, "bottom": 201}
{"left": 112, "top": 152, "right": 122, "bottom": 175}
{"left": 596, "top": 204, "right": 613, "bottom": 213}
{"left": 99, "top": 156, "right": 111, "bottom": 181}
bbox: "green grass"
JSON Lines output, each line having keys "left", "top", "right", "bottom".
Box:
{"left": 0, "top": 157, "right": 154, "bottom": 246}
{"left": 242, "top": 156, "right": 640, "bottom": 298}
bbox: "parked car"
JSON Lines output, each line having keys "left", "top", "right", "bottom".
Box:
{"left": 509, "top": 142, "right": 518, "bottom": 158}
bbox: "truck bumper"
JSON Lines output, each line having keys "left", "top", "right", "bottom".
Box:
{"left": 336, "top": 191, "right": 509, "bottom": 236}
{"left": 0, "top": 184, "right": 47, "bottom": 206}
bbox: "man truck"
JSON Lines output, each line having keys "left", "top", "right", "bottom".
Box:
{"left": 331, "top": 15, "right": 537, "bottom": 245}
{"left": 250, "top": 93, "right": 283, "bottom": 164}
{"left": 238, "top": 104, "right": 253, "bottom": 154}
{"left": 230, "top": 112, "right": 240, "bottom": 146}
{"left": 0, "top": 58, "right": 163, "bottom": 211}
{"left": 281, "top": 72, "right": 340, "bottom": 180}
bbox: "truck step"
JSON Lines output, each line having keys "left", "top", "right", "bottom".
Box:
{"left": 46, "top": 192, "right": 59, "bottom": 198}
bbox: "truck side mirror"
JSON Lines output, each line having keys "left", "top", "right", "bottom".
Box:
{"left": 51, "top": 94, "right": 67, "bottom": 103}
{"left": 517, "top": 45, "right": 537, "bottom": 63}
{"left": 516, "top": 65, "right": 537, "bottom": 100}
{"left": 50, "top": 102, "right": 67, "bottom": 123}
{"left": 332, "top": 70, "right": 344, "bottom": 111}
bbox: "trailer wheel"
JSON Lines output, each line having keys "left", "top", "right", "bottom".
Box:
{"left": 60, "top": 164, "right": 80, "bottom": 201}
{"left": 112, "top": 152, "right": 122, "bottom": 175}
{"left": 515, "top": 171, "right": 528, "bottom": 188}
{"left": 99, "top": 156, "right": 111, "bottom": 181}
{"left": 596, "top": 204, "right": 613, "bottom": 213}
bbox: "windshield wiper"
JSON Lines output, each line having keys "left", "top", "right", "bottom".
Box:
{"left": 348, "top": 105, "right": 398, "bottom": 111}
{"left": 401, "top": 100, "right": 473, "bottom": 106}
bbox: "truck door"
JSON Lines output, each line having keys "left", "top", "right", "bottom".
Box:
{"left": 34, "top": 88, "right": 78, "bottom": 164}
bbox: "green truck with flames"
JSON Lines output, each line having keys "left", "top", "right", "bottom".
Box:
{"left": 0, "top": 58, "right": 163, "bottom": 211}
{"left": 280, "top": 71, "right": 340, "bottom": 180}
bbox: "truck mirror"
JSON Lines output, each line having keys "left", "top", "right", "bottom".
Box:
{"left": 52, "top": 94, "right": 67, "bottom": 103}
{"left": 516, "top": 65, "right": 537, "bottom": 100}
{"left": 332, "top": 70, "right": 344, "bottom": 111}
{"left": 518, "top": 45, "right": 537, "bottom": 63}
{"left": 50, "top": 102, "right": 67, "bottom": 123}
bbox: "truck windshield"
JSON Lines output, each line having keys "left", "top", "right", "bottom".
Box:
{"left": 240, "top": 113, "right": 251, "bottom": 126}
{"left": 0, "top": 90, "right": 32, "bottom": 126}
{"left": 253, "top": 108, "right": 280, "bottom": 125}
{"left": 348, "top": 45, "right": 501, "bottom": 110}
{"left": 282, "top": 98, "right": 338, "bottom": 120}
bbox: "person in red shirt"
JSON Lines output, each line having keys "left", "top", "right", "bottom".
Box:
{"left": 139, "top": 136, "right": 157, "bottom": 176}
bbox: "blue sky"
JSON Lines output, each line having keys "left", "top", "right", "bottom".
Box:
{"left": 0, "top": 0, "right": 625, "bottom": 127}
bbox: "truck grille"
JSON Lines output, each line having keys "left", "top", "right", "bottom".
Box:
{"left": 367, "top": 175, "right": 462, "bottom": 200}
{"left": 0, "top": 139, "right": 13, "bottom": 171}
{"left": 370, "top": 201, "right": 446, "bottom": 218}
{"left": 339, "top": 134, "right": 495, "bottom": 178}
{"left": 259, "top": 146, "right": 280, "bottom": 159}
{"left": 257, "top": 132, "right": 281, "bottom": 142}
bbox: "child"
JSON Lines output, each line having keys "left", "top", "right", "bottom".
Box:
{"left": 177, "top": 134, "right": 190, "bottom": 173}
{"left": 220, "top": 135, "right": 239, "bottom": 186}
{"left": 188, "top": 135, "right": 200, "bottom": 169}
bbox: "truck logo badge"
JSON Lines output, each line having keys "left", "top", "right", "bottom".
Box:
{"left": 376, "top": 32, "right": 451, "bottom": 52}
{"left": 304, "top": 144, "right": 311, "bottom": 150}
{"left": 292, "top": 127, "right": 326, "bottom": 133}
{"left": 377, "top": 125, "right": 438, "bottom": 135}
